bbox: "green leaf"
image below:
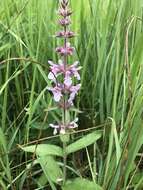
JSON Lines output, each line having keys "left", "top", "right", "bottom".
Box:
{"left": 21, "top": 144, "right": 63, "bottom": 157}
{"left": 108, "top": 117, "right": 121, "bottom": 165}
{"left": 37, "top": 173, "right": 48, "bottom": 188}
{"left": 0, "top": 128, "right": 7, "bottom": 152}
{"left": 66, "top": 131, "right": 102, "bottom": 154}
{"left": 0, "top": 178, "right": 7, "bottom": 190}
{"left": 62, "top": 178, "right": 103, "bottom": 190}
{"left": 38, "top": 156, "right": 63, "bottom": 184}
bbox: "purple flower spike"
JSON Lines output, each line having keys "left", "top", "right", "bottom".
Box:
{"left": 56, "top": 42, "right": 75, "bottom": 56}
{"left": 48, "top": 0, "right": 81, "bottom": 135}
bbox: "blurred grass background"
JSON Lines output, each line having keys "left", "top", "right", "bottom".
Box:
{"left": 0, "top": 0, "right": 143, "bottom": 189}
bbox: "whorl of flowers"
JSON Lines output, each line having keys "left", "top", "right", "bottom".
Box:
{"left": 48, "top": 0, "right": 81, "bottom": 135}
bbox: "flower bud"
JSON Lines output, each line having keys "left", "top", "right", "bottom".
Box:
{"left": 58, "top": 8, "right": 72, "bottom": 17}
{"left": 56, "top": 31, "right": 75, "bottom": 38}
{"left": 59, "top": 18, "right": 71, "bottom": 26}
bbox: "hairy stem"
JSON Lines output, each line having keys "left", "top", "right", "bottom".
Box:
{"left": 63, "top": 141, "right": 67, "bottom": 185}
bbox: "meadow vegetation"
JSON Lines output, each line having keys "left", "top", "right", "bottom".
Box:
{"left": 0, "top": 0, "right": 143, "bottom": 189}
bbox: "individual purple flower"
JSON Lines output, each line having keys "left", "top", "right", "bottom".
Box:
{"left": 68, "top": 61, "right": 82, "bottom": 80}
{"left": 56, "top": 42, "right": 75, "bottom": 56}
{"left": 63, "top": 62, "right": 81, "bottom": 86}
{"left": 47, "top": 84, "right": 63, "bottom": 102}
{"left": 48, "top": 60, "right": 63, "bottom": 74}
{"left": 64, "top": 71, "right": 72, "bottom": 86}
{"left": 48, "top": 60, "right": 64, "bottom": 80}
{"left": 68, "top": 84, "right": 81, "bottom": 105}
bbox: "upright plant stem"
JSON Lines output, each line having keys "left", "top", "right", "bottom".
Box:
{"left": 63, "top": 8, "right": 68, "bottom": 185}
{"left": 63, "top": 141, "right": 67, "bottom": 184}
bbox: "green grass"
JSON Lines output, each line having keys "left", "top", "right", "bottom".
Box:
{"left": 0, "top": 0, "right": 143, "bottom": 189}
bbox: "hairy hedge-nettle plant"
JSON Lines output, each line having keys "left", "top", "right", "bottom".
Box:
{"left": 21, "top": 2, "right": 102, "bottom": 186}
{"left": 47, "top": 0, "right": 81, "bottom": 183}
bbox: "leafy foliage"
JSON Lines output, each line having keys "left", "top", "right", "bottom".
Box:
{"left": 62, "top": 178, "right": 103, "bottom": 190}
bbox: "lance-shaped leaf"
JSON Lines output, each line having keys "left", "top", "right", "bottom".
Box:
{"left": 38, "top": 156, "right": 63, "bottom": 184}
{"left": 20, "top": 144, "right": 63, "bottom": 157}
{"left": 62, "top": 178, "right": 103, "bottom": 190}
{"left": 66, "top": 131, "right": 102, "bottom": 155}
